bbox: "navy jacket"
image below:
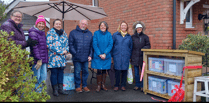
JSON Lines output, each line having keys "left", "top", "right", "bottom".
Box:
{"left": 112, "top": 31, "right": 133, "bottom": 70}
{"left": 69, "top": 25, "right": 93, "bottom": 62}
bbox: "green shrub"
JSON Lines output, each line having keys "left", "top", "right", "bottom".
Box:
{"left": 0, "top": 30, "right": 50, "bottom": 102}
{"left": 178, "top": 34, "right": 209, "bottom": 67}
{"left": 0, "top": 2, "right": 7, "bottom": 21}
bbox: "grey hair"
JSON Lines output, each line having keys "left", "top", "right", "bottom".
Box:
{"left": 79, "top": 19, "right": 88, "bottom": 25}
{"left": 10, "top": 10, "right": 24, "bottom": 18}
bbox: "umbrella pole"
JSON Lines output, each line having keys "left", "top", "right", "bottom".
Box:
{"left": 62, "top": 1, "right": 64, "bottom": 30}
{"left": 62, "top": 19, "right": 64, "bottom": 30}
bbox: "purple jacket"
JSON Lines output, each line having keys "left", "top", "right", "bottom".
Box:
{"left": 0, "top": 19, "right": 27, "bottom": 49}
{"left": 28, "top": 26, "right": 48, "bottom": 64}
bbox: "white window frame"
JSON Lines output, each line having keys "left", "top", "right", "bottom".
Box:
{"left": 92, "top": 0, "right": 99, "bottom": 7}
{"left": 185, "top": 2, "right": 194, "bottom": 28}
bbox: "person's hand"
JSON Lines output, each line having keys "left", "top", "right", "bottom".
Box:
{"left": 99, "top": 54, "right": 103, "bottom": 59}
{"left": 27, "top": 38, "right": 38, "bottom": 47}
{"left": 63, "top": 50, "right": 68, "bottom": 55}
{"left": 88, "top": 56, "right": 92, "bottom": 61}
{"left": 35, "top": 60, "right": 42, "bottom": 70}
{"left": 102, "top": 54, "right": 106, "bottom": 60}
{"left": 99, "top": 54, "right": 105, "bottom": 60}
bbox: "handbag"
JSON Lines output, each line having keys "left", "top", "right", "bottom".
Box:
{"left": 127, "top": 62, "right": 133, "bottom": 84}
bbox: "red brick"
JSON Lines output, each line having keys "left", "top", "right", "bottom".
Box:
{"left": 49, "top": 0, "right": 206, "bottom": 49}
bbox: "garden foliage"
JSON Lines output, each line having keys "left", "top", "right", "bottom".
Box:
{"left": 0, "top": 30, "right": 50, "bottom": 102}
{"left": 179, "top": 34, "right": 209, "bottom": 67}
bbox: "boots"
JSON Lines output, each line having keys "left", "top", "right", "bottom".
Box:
{"left": 101, "top": 74, "right": 108, "bottom": 91}
{"left": 58, "top": 84, "right": 68, "bottom": 95}
{"left": 96, "top": 75, "right": 102, "bottom": 92}
{"left": 52, "top": 84, "right": 59, "bottom": 96}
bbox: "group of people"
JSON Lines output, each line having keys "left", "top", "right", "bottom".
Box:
{"left": 1, "top": 10, "right": 151, "bottom": 97}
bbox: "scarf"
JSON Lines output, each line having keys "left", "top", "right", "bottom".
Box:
{"left": 34, "top": 25, "right": 45, "bottom": 31}
{"left": 53, "top": 27, "right": 63, "bottom": 36}
{"left": 120, "top": 30, "right": 127, "bottom": 37}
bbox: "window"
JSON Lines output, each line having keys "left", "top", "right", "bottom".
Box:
{"left": 92, "top": 0, "right": 99, "bottom": 7}
{"left": 204, "top": 10, "right": 209, "bottom": 35}
{"left": 185, "top": 1, "right": 194, "bottom": 28}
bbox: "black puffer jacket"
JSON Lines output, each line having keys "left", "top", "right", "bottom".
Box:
{"left": 68, "top": 25, "right": 93, "bottom": 62}
{"left": 130, "top": 32, "right": 150, "bottom": 66}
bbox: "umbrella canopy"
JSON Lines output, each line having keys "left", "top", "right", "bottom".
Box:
{"left": 14, "top": 0, "right": 107, "bottom": 28}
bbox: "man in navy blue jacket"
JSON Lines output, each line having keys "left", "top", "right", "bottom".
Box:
{"left": 69, "top": 19, "right": 93, "bottom": 93}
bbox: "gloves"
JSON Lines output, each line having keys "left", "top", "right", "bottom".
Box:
{"left": 26, "top": 38, "right": 38, "bottom": 47}
{"left": 35, "top": 60, "right": 42, "bottom": 70}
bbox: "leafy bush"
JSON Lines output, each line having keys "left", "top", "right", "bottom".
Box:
{"left": 178, "top": 34, "right": 209, "bottom": 67}
{"left": 0, "top": 2, "right": 7, "bottom": 21}
{"left": 0, "top": 30, "right": 50, "bottom": 102}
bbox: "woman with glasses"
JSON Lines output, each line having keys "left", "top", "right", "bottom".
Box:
{"left": 91, "top": 21, "right": 113, "bottom": 92}
{"left": 0, "top": 10, "right": 37, "bottom": 49}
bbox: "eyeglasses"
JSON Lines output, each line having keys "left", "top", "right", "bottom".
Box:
{"left": 81, "top": 23, "right": 87, "bottom": 26}
{"left": 12, "top": 15, "right": 22, "bottom": 19}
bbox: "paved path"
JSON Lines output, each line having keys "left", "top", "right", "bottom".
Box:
{"left": 46, "top": 68, "right": 168, "bottom": 102}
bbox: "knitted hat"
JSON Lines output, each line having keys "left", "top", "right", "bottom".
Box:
{"left": 35, "top": 15, "right": 46, "bottom": 26}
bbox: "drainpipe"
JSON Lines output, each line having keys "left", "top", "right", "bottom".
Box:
{"left": 173, "top": 0, "right": 176, "bottom": 49}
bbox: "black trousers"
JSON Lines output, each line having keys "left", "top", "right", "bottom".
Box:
{"left": 97, "top": 70, "right": 107, "bottom": 75}
{"left": 114, "top": 69, "right": 127, "bottom": 87}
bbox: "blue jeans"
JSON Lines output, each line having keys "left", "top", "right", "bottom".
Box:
{"left": 114, "top": 69, "right": 127, "bottom": 87}
{"left": 73, "top": 61, "right": 89, "bottom": 88}
{"left": 134, "top": 65, "right": 143, "bottom": 88}
{"left": 50, "top": 67, "right": 64, "bottom": 86}
{"left": 32, "top": 63, "right": 47, "bottom": 91}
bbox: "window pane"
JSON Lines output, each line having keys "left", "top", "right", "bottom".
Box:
{"left": 186, "top": 9, "right": 190, "bottom": 22}
{"left": 93, "top": 0, "right": 99, "bottom": 6}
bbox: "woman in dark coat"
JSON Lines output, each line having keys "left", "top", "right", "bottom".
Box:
{"left": 112, "top": 21, "right": 133, "bottom": 91}
{"left": 131, "top": 21, "right": 150, "bottom": 91}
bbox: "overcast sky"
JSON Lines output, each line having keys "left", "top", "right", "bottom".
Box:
{"left": 2, "top": 0, "right": 49, "bottom": 4}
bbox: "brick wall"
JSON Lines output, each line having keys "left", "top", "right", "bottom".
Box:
{"left": 175, "top": 0, "right": 208, "bottom": 48}
{"left": 49, "top": 0, "right": 206, "bottom": 49}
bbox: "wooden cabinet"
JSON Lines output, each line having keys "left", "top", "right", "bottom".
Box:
{"left": 141, "top": 49, "right": 205, "bottom": 102}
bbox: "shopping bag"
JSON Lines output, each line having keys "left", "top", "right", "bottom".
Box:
{"left": 63, "top": 73, "right": 75, "bottom": 90}
{"left": 127, "top": 62, "right": 133, "bottom": 84}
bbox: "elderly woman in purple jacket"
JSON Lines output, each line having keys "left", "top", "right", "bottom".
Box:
{"left": 0, "top": 10, "right": 37, "bottom": 49}
{"left": 28, "top": 15, "right": 48, "bottom": 93}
